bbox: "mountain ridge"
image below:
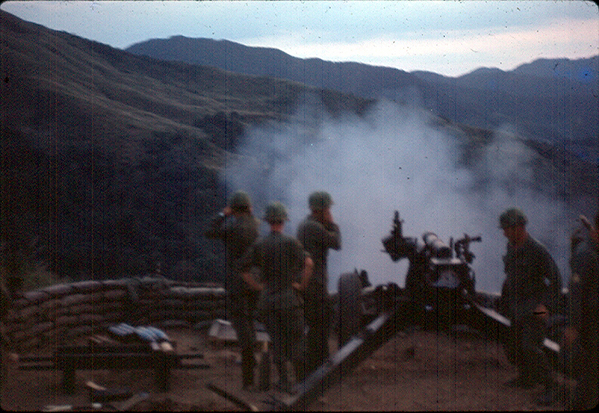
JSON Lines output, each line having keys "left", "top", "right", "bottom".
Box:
{"left": 127, "top": 36, "right": 598, "bottom": 152}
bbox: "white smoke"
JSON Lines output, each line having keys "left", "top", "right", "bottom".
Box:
{"left": 222, "top": 97, "right": 584, "bottom": 294}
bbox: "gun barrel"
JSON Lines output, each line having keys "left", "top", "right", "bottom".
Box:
{"left": 422, "top": 232, "right": 452, "bottom": 258}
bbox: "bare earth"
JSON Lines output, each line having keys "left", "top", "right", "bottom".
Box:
{"left": 2, "top": 327, "right": 575, "bottom": 411}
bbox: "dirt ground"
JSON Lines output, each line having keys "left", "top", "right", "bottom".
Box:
{"left": 1, "top": 325, "right": 576, "bottom": 411}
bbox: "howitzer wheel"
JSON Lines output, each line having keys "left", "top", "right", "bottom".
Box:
{"left": 337, "top": 272, "right": 362, "bottom": 347}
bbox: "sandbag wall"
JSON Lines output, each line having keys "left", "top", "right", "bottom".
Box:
{"left": 2, "top": 277, "right": 226, "bottom": 352}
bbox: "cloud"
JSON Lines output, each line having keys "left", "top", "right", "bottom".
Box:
{"left": 245, "top": 18, "right": 598, "bottom": 75}
{"left": 222, "top": 97, "right": 579, "bottom": 294}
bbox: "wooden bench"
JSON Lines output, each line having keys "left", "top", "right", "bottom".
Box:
{"left": 20, "top": 342, "right": 206, "bottom": 394}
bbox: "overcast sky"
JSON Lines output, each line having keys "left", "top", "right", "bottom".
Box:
{"left": 2, "top": 0, "right": 598, "bottom": 76}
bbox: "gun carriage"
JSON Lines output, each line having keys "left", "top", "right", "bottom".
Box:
{"left": 277, "top": 211, "right": 564, "bottom": 411}
{"left": 338, "top": 211, "right": 481, "bottom": 345}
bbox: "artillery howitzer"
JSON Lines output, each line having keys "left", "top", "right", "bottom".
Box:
{"left": 337, "top": 210, "right": 482, "bottom": 344}
{"left": 276, "top": 211, "right": 563, "bottom": 411}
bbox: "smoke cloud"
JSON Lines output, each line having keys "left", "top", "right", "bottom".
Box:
{"left": 222, "top": 96, "right": 586, "bottom": 294}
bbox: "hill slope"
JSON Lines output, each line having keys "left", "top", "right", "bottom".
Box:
{"left": 126, "top": 36, "right": 598, "bottom": 151}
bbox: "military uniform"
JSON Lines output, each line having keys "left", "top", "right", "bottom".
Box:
{"left": 499, "top": 234, "right": 562, "bottom": 386}
{"left": 240, "top": 229, "right": 309, "bottom": 388}
{"left": 205, "top": 192, "right": 260, "bottom": 388}
{"left": 566, "top": 234, "right": 598, "bottom": 409}
{"left": 297, "top": 192, "right": 341, "bottom": 373}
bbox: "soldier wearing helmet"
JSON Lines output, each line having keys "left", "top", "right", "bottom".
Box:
{"left": 240, "top": 201, "right": 313, "bottom": 393}
{"left": 563, "top": 212, "right": 598, "bottom": 410}
{"left": 205, "top": 190, "right": 260, "bottom": 389}
{"left": 497, "top": 208, "right": 562, "bottom": 405}
{"left": 297, "top": 191, "right": 341, "bottom": 374}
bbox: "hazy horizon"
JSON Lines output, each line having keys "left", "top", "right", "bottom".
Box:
{"left": 2, "top": 0, "right": 597, "bottom": 77}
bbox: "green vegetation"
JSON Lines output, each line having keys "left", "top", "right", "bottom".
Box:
{"left": 1, "top": 126, "right": 227, "bottom": 287}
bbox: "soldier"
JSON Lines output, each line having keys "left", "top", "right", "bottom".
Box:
{"left": 496, "top": 208, "right": 562, "bottom": 405}
{"left": 563, "top": 212, "right": 598, "bottom": 410}
{"left": 205, "top": 191, "right": 260, "bottom": 389}
{"left": 296, "top": 191, "right": 341, "bottom": 374}
{"left": 240, "top": 202, "right": 313, "bottom": 393}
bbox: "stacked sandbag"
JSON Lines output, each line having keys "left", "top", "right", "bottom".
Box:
{"left": 3, "top": 289, "right": 53, "bottom": 350}
{"left": 1, "top": 277, "right": 227, "bottom": 352}
{"left": 63, "top": 281, "right": 128, "bottom": 339}
{"left": 156, "top": 286, "right": 226, "bottom": 328}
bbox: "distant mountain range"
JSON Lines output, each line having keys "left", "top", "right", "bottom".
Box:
{"left": 1, "top": 10, "right": 597, "bottom": 285}
{"left": 126, "top": 36, "right": 598, "bottom": 160}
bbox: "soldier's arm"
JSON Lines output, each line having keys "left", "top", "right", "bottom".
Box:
{"left": 565, "top": 276, "right": 582, "bottom": 347}
{"left": 241, "top": 271, "right": 263, "bottom": 291}
{"left": 204, "top": 211, "right": 228, "bottom": 239}
{"left": 533, "top": 241, "right": 562, "bottom": 312}
{"left": 294, "top": 256, "right": 314, "bottom": 292}
{"left": 239, "top": 246, "right": 263, "bottom": 291}
{"left": 298, "top": 219, "right": 341, "bottom": 252}
{"left": 309, "top": 220, "right": 341, "bottom": 251}
{"left": 564, "top": 246, "right": 597, "bottom": 346}
{"left": 324, "top": 222, "right": 342, "bottom": 250}
{"left": 573, "top": 247, "right": 598, "bottom": 327}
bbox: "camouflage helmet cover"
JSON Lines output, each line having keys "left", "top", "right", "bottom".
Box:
{"left": 308, "top": 191, "right": 333, "bottom": 210}
{"left": 499, "top": 208, "right": 528, "bottom": 228}
{"left": 229, "top": 191, "right": 252, "bottom": 211}
{"left": 264, "top": 201, "right": 289, "bottom": 223}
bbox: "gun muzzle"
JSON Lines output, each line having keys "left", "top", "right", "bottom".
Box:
{"left": 422, "top": 232, "right": 452, "bottom": 259}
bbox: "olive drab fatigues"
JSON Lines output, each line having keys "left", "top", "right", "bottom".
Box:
{"left": 240, "top": 231, "right": 309, "bottom": 386}
{"left": 566, "top": 236, "right": 599, "bottom": 410}
{"left": 297, "top": 215, "right": 341, "bottom": 373}
{"left": 498, "top": 235, "right": 562, "bottom": 386}
{"left": 205, "top": 212, "right": 259, "bottom": 386}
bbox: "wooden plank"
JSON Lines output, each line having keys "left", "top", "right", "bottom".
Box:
{"left": 206, "top": 383, "right": 259, "bottom": 412}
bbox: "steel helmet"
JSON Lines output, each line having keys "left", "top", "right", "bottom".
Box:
{"left": 263, "top": 201, "right": 289, "bottom": 223}
{"left": 229, "top": 191, "right": 252, "bottom": 212}
{"left": 499, "top": 208, "right": 527, "bottom": 229}
{"left": 308, "top": 191, "right": 333, "bottom": 211}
